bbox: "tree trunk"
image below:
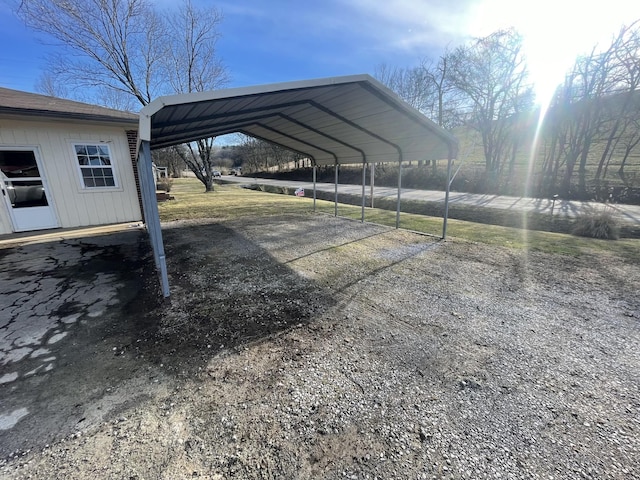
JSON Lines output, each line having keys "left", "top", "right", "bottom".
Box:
{"left": 561, "top": 156, "right": 577, "bottom": 197}
{"left": 578, "top": 147, "right": 590, "bottom": 196}
{"left": 595, "top": 117, "right": 621, "bottom": 182}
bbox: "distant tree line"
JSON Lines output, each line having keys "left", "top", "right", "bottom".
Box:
{"left": 241, "top": 22, "right": 640, "bottom": 202}
{"left": 153, "top": 139, "right": 315, "bottom": 177}
{"left": 236, "top": 136, "right": 311, "bottom": 173}
{"left": 152, "top": 144, "right": 244, "bottom": 177}
{"left": 538, "top": 21, "right": 640, "bottom": 199}
{"left": 374, "top": 22, "right": 640, "bottom": 201}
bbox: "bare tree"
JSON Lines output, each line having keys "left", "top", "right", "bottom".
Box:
{"left": 420, "top": 51, "right": 465, "bottom": 130}
{"left": 375, "top": 55, "right": 462, "bottom": 129}
{"left": 536, "top": 19, "right": 640, "bottom": 199}
{"left": 16, "top": 0, "right": 228, "bottom": 191}
{"left": 541, "top": 45, "right": 622, "bottom": 196}
{"left": 94, "top": 87, "right": 140, "bottom": 113}
{"left": 238, "top": 136, "right": 269, "bottom": 173}
{"left": 152, "top": 147, "right": 186, "bottom": 178}
{"left": 594, "top": 21, "right": 640, "bottom": 186}
{"left": 163, "top": 2, "right": 228, "bottom": 94}
{"left": 615, "top": 113, "right": 640, "bottom": 184}
{"left": 158, "top": 0, "right": 229, "bottom": 191}
{"left": 374, "top": 63, "right": 431, "bottom": 112}
{"left": 448, "top": 29, "right": 534, "bottom": 183}
{"left": 34, "top": 71, "right": 67, "bottom": 98}
{"left": 375, "top": 54, "right": 464, "bottom": 170}
{"left": 237, "top": 136, "right": 301, "bottom": 173}
{"left": 17, "top": 0, "right": 165, "bottom": 104}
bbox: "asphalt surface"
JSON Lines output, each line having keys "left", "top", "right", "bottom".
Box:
{"left": 0, "top": 228, "right": 158, "bottom": 456}
{"left": 222, "top": 175, "right": 640, "bottom": 226}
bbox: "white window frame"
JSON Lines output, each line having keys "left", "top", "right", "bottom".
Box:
{"left": 73, "top": 142, "right": 119, "bottom": 190}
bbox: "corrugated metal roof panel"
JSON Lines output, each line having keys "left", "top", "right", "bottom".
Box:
{"left": 140, "top": 74, "right": 458, "bottom": 165}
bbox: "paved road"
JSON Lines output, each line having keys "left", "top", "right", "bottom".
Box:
{"left": 222, "top": 175, "right": 640, "bottom": 226}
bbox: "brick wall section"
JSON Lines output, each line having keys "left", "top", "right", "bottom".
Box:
{"left": 126, "top": 129, "right": 145, "bottom": 222}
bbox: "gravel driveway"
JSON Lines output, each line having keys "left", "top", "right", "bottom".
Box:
{"left": 1, "top": 213, "right": 639, "bottom": 479}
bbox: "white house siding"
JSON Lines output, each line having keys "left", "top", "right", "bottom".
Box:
{"left": 0, "top": 185, "right": 11, "bottom": 234}
{"left": 0, "top": 117, "right": 141, "bottom": 234}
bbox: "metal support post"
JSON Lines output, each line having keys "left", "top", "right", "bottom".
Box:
{"left": 139, "top": 140, "right": 170, "bottom": 297}
{"left": 313, "top": 165, "right": 317, "bottom": 212}
{"left": 334, "top": 162, "right": 338, "bottom": 217}
{"left": 370, "top": 163, "right": 375, "bottom": 208}
{"left": 442, "top": 156, "right": 453, "bottom": 240}
{"left": 361, "top": 161, "right": 366, "bottom": 222}
{"left": 396, "top": 162, "right": 402, "bottom": 228}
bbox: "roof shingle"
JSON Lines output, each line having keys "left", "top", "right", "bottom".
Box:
{"left": 0, "top": 87, "right": 138, "bottom": 124}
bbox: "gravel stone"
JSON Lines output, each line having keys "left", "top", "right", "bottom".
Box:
{"left": 1, "top": 214, "right": 638, "bottom": 479}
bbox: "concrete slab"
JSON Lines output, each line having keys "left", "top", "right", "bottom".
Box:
{"left": 0, "top": 222, "right": 144, "bottom": 250}
{"left": 0, "top": 228, "right": 161, "bottom": 455}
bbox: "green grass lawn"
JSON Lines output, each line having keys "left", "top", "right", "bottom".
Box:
{"left": 158, "top": 178, "right": 640, "bottom": 262}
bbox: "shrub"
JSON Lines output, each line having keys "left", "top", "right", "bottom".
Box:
{"left": 156, "top": 177, "right": 174, "bottom": 192}
{"left": 571, "top": 209, "right": 620, "bottom": 240}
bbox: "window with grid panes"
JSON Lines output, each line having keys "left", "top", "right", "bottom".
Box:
{"left": 74, "top": 144, "right": 117, "bottom": 188}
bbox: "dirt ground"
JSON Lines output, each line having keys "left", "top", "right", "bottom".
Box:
{"left": 1, "top": 213, "right": 639, "bottom": 479}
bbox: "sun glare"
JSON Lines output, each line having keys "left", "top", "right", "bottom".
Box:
{"left": 466, "top": 0, "right": 640, "bottom": 106}
{"left": 461, "top": 0, "right": 640, "bottom": 248}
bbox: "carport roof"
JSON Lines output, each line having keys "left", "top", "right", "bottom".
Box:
{"left": 139, "top": 74, "right": 458, "bottom": 166}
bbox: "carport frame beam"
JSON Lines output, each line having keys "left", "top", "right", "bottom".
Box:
{"left": 313, "top": 164, "right": 317, "bottom": 211}
{"left": 138, "top": 140, "right": 170, "bottom": 297}
{"left": 370, "top": 163, "right": 375, "bottom": 208}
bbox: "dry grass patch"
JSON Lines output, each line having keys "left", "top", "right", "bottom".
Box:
{"left": 158, "top": 178, "right": 640, "bottom": 262}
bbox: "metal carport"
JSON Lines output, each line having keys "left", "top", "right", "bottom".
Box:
{"left": 137, "top": 74, "right": 458, "bottom": 297}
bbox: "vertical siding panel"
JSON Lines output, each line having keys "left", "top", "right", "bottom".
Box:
{"left": 0, "top": 118, "right": 141, "bottom": 232}
{"left": 0, "top": 126, "right": 15, "bottom": 233}
{"left": 37, "top": 128, "right": 68, "bottom": 228}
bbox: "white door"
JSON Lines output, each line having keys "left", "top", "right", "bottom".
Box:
{"left": 0, "top": 148, "right": 58, "bottom": 232}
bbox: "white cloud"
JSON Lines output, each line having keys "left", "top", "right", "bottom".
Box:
{"left": 332, "top": 0, "right": 480, "bottom": 50}
{"left": 321, "top": 0, "right": 640, "bottom": 99}
{"left": 197, "top": 0, "right": 640, "bottom": 93}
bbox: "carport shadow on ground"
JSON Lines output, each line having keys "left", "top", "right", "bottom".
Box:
{"left": 0, "top": 221, "right": 333, "bottom": 456}
{"left": 0, "top": 225, "right": 321, "bottom": 456}
{"left": 0, "top": 217, "right": 441, "bottom": 458}
{"left": 154, "top": 221, "right": 340, "bottom": 358}
{"left": 153, "top": 217, "right": 438, "bottom": 356}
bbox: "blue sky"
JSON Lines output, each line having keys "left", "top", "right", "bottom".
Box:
{"left": 213, "top": 0, "right": 473, "bottom": 87}
{"left": 1, "top": 0, "right": 640, "bottom": 104}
